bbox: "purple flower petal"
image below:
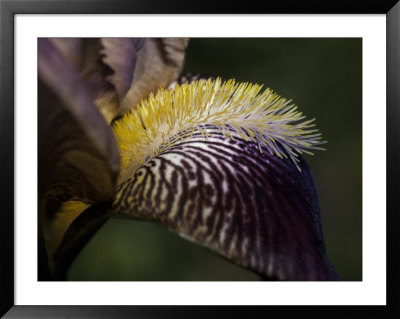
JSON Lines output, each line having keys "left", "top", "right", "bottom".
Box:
{"left": 112, "top": 127, "right": 340, "bottom": 281}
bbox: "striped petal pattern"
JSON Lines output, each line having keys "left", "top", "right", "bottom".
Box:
{"left": 112, "top": 128, "right": 339, "bottom": 280}
{"left": 112, "top": 79, "right": 340, "bottom": 280}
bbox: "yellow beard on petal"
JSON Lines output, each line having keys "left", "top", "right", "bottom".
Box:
{"left": 112, "top": 77, "right": 326, "bottom": 183}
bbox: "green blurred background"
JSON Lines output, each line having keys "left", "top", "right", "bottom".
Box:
{"left": 68, "top": 38, "right": 362, "bottom": 281}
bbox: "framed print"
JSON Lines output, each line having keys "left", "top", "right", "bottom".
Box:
{"left": 1, "top": 0, "right": 399, "bottom": 318}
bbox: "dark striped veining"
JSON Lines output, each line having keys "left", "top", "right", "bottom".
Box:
{"left": 112, "top": 126, "right": 341, "bottom": 281}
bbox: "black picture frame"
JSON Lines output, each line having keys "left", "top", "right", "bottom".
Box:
{"left": 1, "top": 0, "right": 399, "bottom": 318}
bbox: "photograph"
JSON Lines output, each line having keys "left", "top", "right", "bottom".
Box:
{"left": 2, "top": 2, "right": 397, "bottom": 316}
{"left": 38, "top": 37, "right": 361, "bottom": 282}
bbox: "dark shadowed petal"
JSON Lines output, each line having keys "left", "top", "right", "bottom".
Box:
{"left": 38, "top": 38, "right": 120, "bottom": 202}
{"left": 38, "top": 39, "right": 120, "bottom": 277}
{"left": 111, "top": 127, "right": 341, "bottom": 281}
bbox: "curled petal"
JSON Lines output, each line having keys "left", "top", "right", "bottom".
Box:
{"left": 80, "top": 38, "right": 143, "bottom": 123}
{"left": 119, "top": 38, "right": 189, "bottom": 116}
{"left": 100, "top": 38, "right": 145, "bottom": 102}
{"left": 47, "top": 38, "right": 189, "bottom": 120}
{"left": 52, "top": 202, "right": 111, "bottom": 279}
